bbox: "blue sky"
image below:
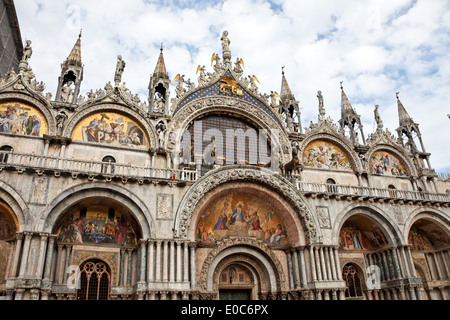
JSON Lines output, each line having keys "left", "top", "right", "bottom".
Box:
{"left": 13, "top": 0, "right": 450, "bottom": 174}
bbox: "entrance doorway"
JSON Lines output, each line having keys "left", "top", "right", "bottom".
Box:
{"left": 218, "top": 264, "right": 255, "bottom": 300}
{"left": 219, "top": 289, "right": 252, "bottom": 300}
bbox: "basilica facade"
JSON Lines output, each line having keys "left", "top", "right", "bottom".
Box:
{"left": 0, "top": 29, "right": 449, "bottom": 301}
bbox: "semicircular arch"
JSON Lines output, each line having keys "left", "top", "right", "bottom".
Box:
{"left": 402, "top": 208, "right": 450, "bottom": 245}
{"left": 167, "top": 97, "right": 291, "bottom": 164}
{"left": 0, "top": 92, "right": 56, "bottom": 136}
{"left": 367, "top": 144, "right": 416, "bottom": 177}
{"left": 332, "top": 203, "right": 403, "bottom": 247}
{"left": 63, "top": 103, "right": 156, "bottom": 148}
{"left": 0, "top": 181, "right": 30, "bottom": 231}
{"left": 173, "top": 165, "right": 321, "bottom": 244}
{"left": 300, "top": 132, "right": 362, "bottom": 173}
{"left": 199, "top": 238, "right": 287, "bottom": 293}
{"left": 36, "top": 182, "right": 154, "bottom": 239}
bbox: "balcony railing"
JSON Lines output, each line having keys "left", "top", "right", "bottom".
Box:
{"left": 0, "top": 150, "right": 448, "bottom": 204}
{"left": 0, "top": 151, "right": 198, "bottom": 182}
{"left": 295, "top": 181, "right": 450, "bottom": 204}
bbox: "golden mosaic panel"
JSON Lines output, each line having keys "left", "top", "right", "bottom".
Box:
{"left": 303, "top": 140, "right": 353, "bottom": 171}
{"left": 72, "top": 112, "right": 148, "bottom": 148}
{"left": 196, "top": 192, "right": 289, "bottom": 245}
{"left": 0, "top": 102, "right": 48, "bottom": 137}
{"left": 369, "top": 150, "right": 408, "bottom": 176}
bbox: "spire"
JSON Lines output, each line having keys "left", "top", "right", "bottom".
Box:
{"left": 340, "top": 81, "right": 355, "bottom": 117}
{"left": 153, "top": 44, "right": 168, "bottom": 79}
{"left": 280, "top": 67, "right": 294, "bottom": 100}
{"left": 66, "top": 30, "right": 82, "bottom": 67}
{"left": 396, "top": 92, "right": 413, "bottom": 126}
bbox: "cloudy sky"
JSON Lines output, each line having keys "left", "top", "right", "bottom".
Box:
{"left": 14, "top": 0, "right": 450, "bottom": 173}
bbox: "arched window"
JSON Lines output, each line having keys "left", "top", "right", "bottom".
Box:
{"left": 342, "top": 263, "right": 364, "bottom": 298}
{"left": 326, "top": 178, "right": 337, "bottom": 193}
{"left": 0, "top": 145, "right": 13, "bottom": 163}
{"left": 101, "top": 156, "right": 116, "bottom": 174}
{"left": 182, "top": 114, "right": 271, "bottom": 175}
{"left": 76, "top": 260, "right": 111, "bottom": 300}
{"left": 388, "top": 184, "right": 397, "bottom": 197}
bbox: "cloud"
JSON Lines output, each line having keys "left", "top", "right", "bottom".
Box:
{"left": 13, "top": 0, "right": 450, "bottom": 172}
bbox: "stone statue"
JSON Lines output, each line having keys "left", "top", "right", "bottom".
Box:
{"left": 114, "top": 55, "right": 126, "bottom": 86}
{"left": 153, "top": 92, "right": 165, "bottom": 113}
{"left": 374, "top": 105, "right": 383, "bottom": 130}
{"left": 61, "top": 81, "right": 74, "bottom": 103}
{"left": 22, "top": 40, "right": 32, "bottom": 62}
{"left": 156, "top": 121, "right": 167, "bottom": 148}
{"left": 221, "top": 30, "right": 230, "bottom": 53}
{"left": 317, "top": 91, "right": 325, "bottom": 118}
{"left": 56, "top": 111, "right": 68, "bottom": 136}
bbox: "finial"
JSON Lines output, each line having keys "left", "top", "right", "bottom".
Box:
{"left": 396, "top": 91, "right": 400, "bottom": 100}
{"left": 79, "top": 29, "right": 82, "bottom": 39}
{"left": 160, "top": 43, "right": 163, "bottom": 52}
{"left": 282, "top": 66, "right": 285, "bottom": 75}
{"left": 340, "top": 81, "right": 344, "bottom": 90}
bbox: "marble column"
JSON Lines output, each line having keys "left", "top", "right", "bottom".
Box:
{"left": 147, "top": 240, "right": 154, "bottom": 282}
{"left": 309, "top": 246, "right": 317, "bottom": 281}
{"left": 35, "top": 233, "right": 48, "bottom": 279}
{"left": 292, "top": 249, "right": 300, "bottom": 288}
{"left": 432, "top": 252, "right": 443, "bottom": 280}
{"left": 324, "top": 247, "right": 332, "bottom": 281}
{"left": 183, "top": 241, "right": 189, "bottom": 282}
{"left": 334, "top": 247, "right": 343, "bottom": 280}
{"left": 189, "top": 243, "right": 196, "bottom": 289}
{"left": 54, "top": 244, "right": 64, "bottom": 284}
{"left": 439, "top": 251, "right": 449, "bottom": 278}
{"left": 163, "top": 241, "right": 169, "bottom": 282}
{"left": 18, "top": 232, "right": 32, "bottom": 278}
{"left": 155, "top": 241, "right": 161, "bottom": 282}
{"left": 126, "top": 248, "right": 133, "bottom": 285}
{"left": 286, "top": 250, "right": 294, "bottom": 289}
{"left": 139, "top": 240, "right": 147, "bottom": 283}
{"left": 9, "top": 232, "right": 23, "bottom": 278}
{"left": 319, "top": 247, "right": 327, "bottom": 280}
{"left": 315, "top": 247, "right": 322, "bottom": 281}
{"left": 119, "top": 248, "right": 125, "bottom": 286}
{"left": 176, "top": 241, "right": 182, "bottom": 282}
{"left": 329, "top": 247, "right": 337, "bottom": 280}
{"left": 298, "top": 249, "right": 308, "bottom": 287}
{"left": 405, "top": 246, "right": 417, "bottom": 277}
{"left": 169, "top": 241, "right": 175, "bottom": 282}
{"left": 399, "top": 246, "right": 411, "bottom": 277}
{"left": 62, "top": 244, "right": 72, "bottom": 284}
{"left": 391, "top": 248, "right": 401, "bottom": 279}
{"left": 408, "top": 287, "right": 417, "bottom": 300}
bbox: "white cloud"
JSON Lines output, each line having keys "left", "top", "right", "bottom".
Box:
{"left": 12, "top": 0, "right": 450, "bottom": 172}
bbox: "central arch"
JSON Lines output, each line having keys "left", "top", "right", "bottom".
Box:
{"left": 173, "top": 165, "right": 321, "bottom": 244}
{"left": 199, "top": 237, "right": 288, "bottom": 299}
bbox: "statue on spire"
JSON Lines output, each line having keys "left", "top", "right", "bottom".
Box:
{"left": 374, "top": 105, "right": 383, "bottom": 131}
{"left": 221, "top": 30, "right": 232, "bottom": 69}
{"left": 114, "top": 55, "right": 126, "bottom": 86}
{"left": 317, "top": 90, "right": 325, "bottom": 120}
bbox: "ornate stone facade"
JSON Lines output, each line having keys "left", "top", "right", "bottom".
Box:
{"left": 0, "top": 28, "right": 448, "bottom": 301}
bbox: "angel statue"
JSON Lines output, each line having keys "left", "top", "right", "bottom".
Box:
{"left": 196, "top": 65, "right": 207, "bottom": 86}
{"left": 114, "top": 55, "right": 126, "bottom": 86}
{"left": 233, "top": 57, "right": 244, "bottom": 76}
{"left": 22, "top": 40, "right": 32, "bottom": 62}
{"left": 249, "top": 75, "right": 260, "bottom": 94}
{"left": 172, "top": 74, "right": 186, "bottom": 98}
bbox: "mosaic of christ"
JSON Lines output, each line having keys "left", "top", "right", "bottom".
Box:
{"left": 196, "top": 193, "right": 289, "bottom": 245}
